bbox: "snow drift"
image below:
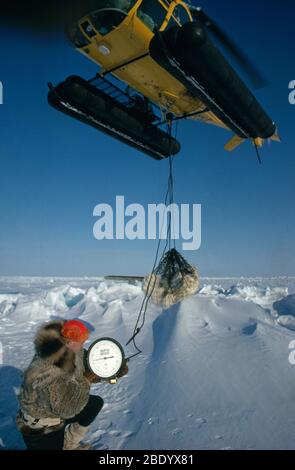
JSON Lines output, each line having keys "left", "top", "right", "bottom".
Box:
{"left": 0, "top": 276, "right": 295, "bottom": 450}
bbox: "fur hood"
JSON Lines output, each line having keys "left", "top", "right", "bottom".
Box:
{"left": 34, "top": 320, "right": 76, "bottom": 373}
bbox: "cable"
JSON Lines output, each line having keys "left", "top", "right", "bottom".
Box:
{"left": 126, "top": 118, "right": 176, "bottom": 360}
{"left": 253, "top": 139, "right": 262, "bottom": 165}
{"left": 125, "top": 164, "right": 174, "bottom": 358}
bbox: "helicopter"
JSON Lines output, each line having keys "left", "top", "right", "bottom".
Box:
{"left": 46, "top": 0, "right": 279, "bottom": 160}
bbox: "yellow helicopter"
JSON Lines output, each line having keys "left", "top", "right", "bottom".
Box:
{"left": 47, "top": 0, "right": 279, "bottom": 160}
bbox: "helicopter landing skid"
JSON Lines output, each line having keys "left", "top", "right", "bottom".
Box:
{"left": 48, "top": 75, "right": 181, "bottom": 160}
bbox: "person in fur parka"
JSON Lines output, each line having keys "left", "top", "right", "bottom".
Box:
{"left": 17, "top": 319, "right": 104, "bottom": 450}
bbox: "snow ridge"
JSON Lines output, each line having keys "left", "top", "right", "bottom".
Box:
{"left": 0, "top": 277, "right": 294, "bottom": 450}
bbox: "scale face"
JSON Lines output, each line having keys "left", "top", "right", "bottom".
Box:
{"left": 87, "top": 337, "right": 125, "bottom": 380}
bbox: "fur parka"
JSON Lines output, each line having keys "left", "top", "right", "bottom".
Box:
{"left": 18, "top": 320, "right": 90, "bottom": 420}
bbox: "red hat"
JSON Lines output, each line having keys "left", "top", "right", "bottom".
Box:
{"left": 61, "top": 320, "right": 90, "bottom": 343}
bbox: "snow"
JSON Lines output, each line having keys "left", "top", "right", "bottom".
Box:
{"left": 274, "top": 294, "right": 295, "bottom": 316}
{"left": 0, "top": 276, "right": 295, "bottom": 450}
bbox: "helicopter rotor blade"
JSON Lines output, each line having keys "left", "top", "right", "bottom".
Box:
{"left": 1, "top": 0, "right": 89, "bottom": 30}
{"left": 189, "top": 6, "right": 268, "bottom": 89}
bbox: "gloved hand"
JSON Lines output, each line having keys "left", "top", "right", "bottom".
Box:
{"left": 117, "top": 362, "right": 129, "bottom": 378}
{"left": 84, "top": 370, "right": 101, "bottom": 384}
{"left": 107, "top": 363, "right": 129, "bottom": 384}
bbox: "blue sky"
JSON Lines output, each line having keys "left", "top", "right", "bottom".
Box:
{"left": 0, "top": 0, "right": 295, "bottom": 277}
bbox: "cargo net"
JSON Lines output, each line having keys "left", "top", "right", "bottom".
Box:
{"left": 143, "top": 249, "right": 200, "bottom": 309}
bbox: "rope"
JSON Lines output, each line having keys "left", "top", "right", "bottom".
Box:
{"left": 253, "top": 139, "right": 262, "bottom": 165}
{"left": 125, "top": 118, "right": 176, "bottom": 360}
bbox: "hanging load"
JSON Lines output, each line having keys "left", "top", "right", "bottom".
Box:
{"left": 142, "top": 249, "right": 200, "bottom": 309}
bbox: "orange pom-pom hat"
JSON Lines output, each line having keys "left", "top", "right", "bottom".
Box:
{"left": 61, "top": 320, "right": 90, "bottom": 343}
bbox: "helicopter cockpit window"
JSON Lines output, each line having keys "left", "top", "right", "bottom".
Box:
{"left": 66, "top": 23, "right": 91, "bottom": 48}
{"left": 89, "top": 0, "right": 137, "bottom": 36}
{"left": 81, "top": 20, "right": 96, "bottom": 38}
{"left": 166, "top": 5, "right": 190, "bottom": 29}
{"left": 173, "top": 5, "right": 190, "bottom": 25}
{"left": 137, "top": 0, "right": 167, "bottom": 32}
